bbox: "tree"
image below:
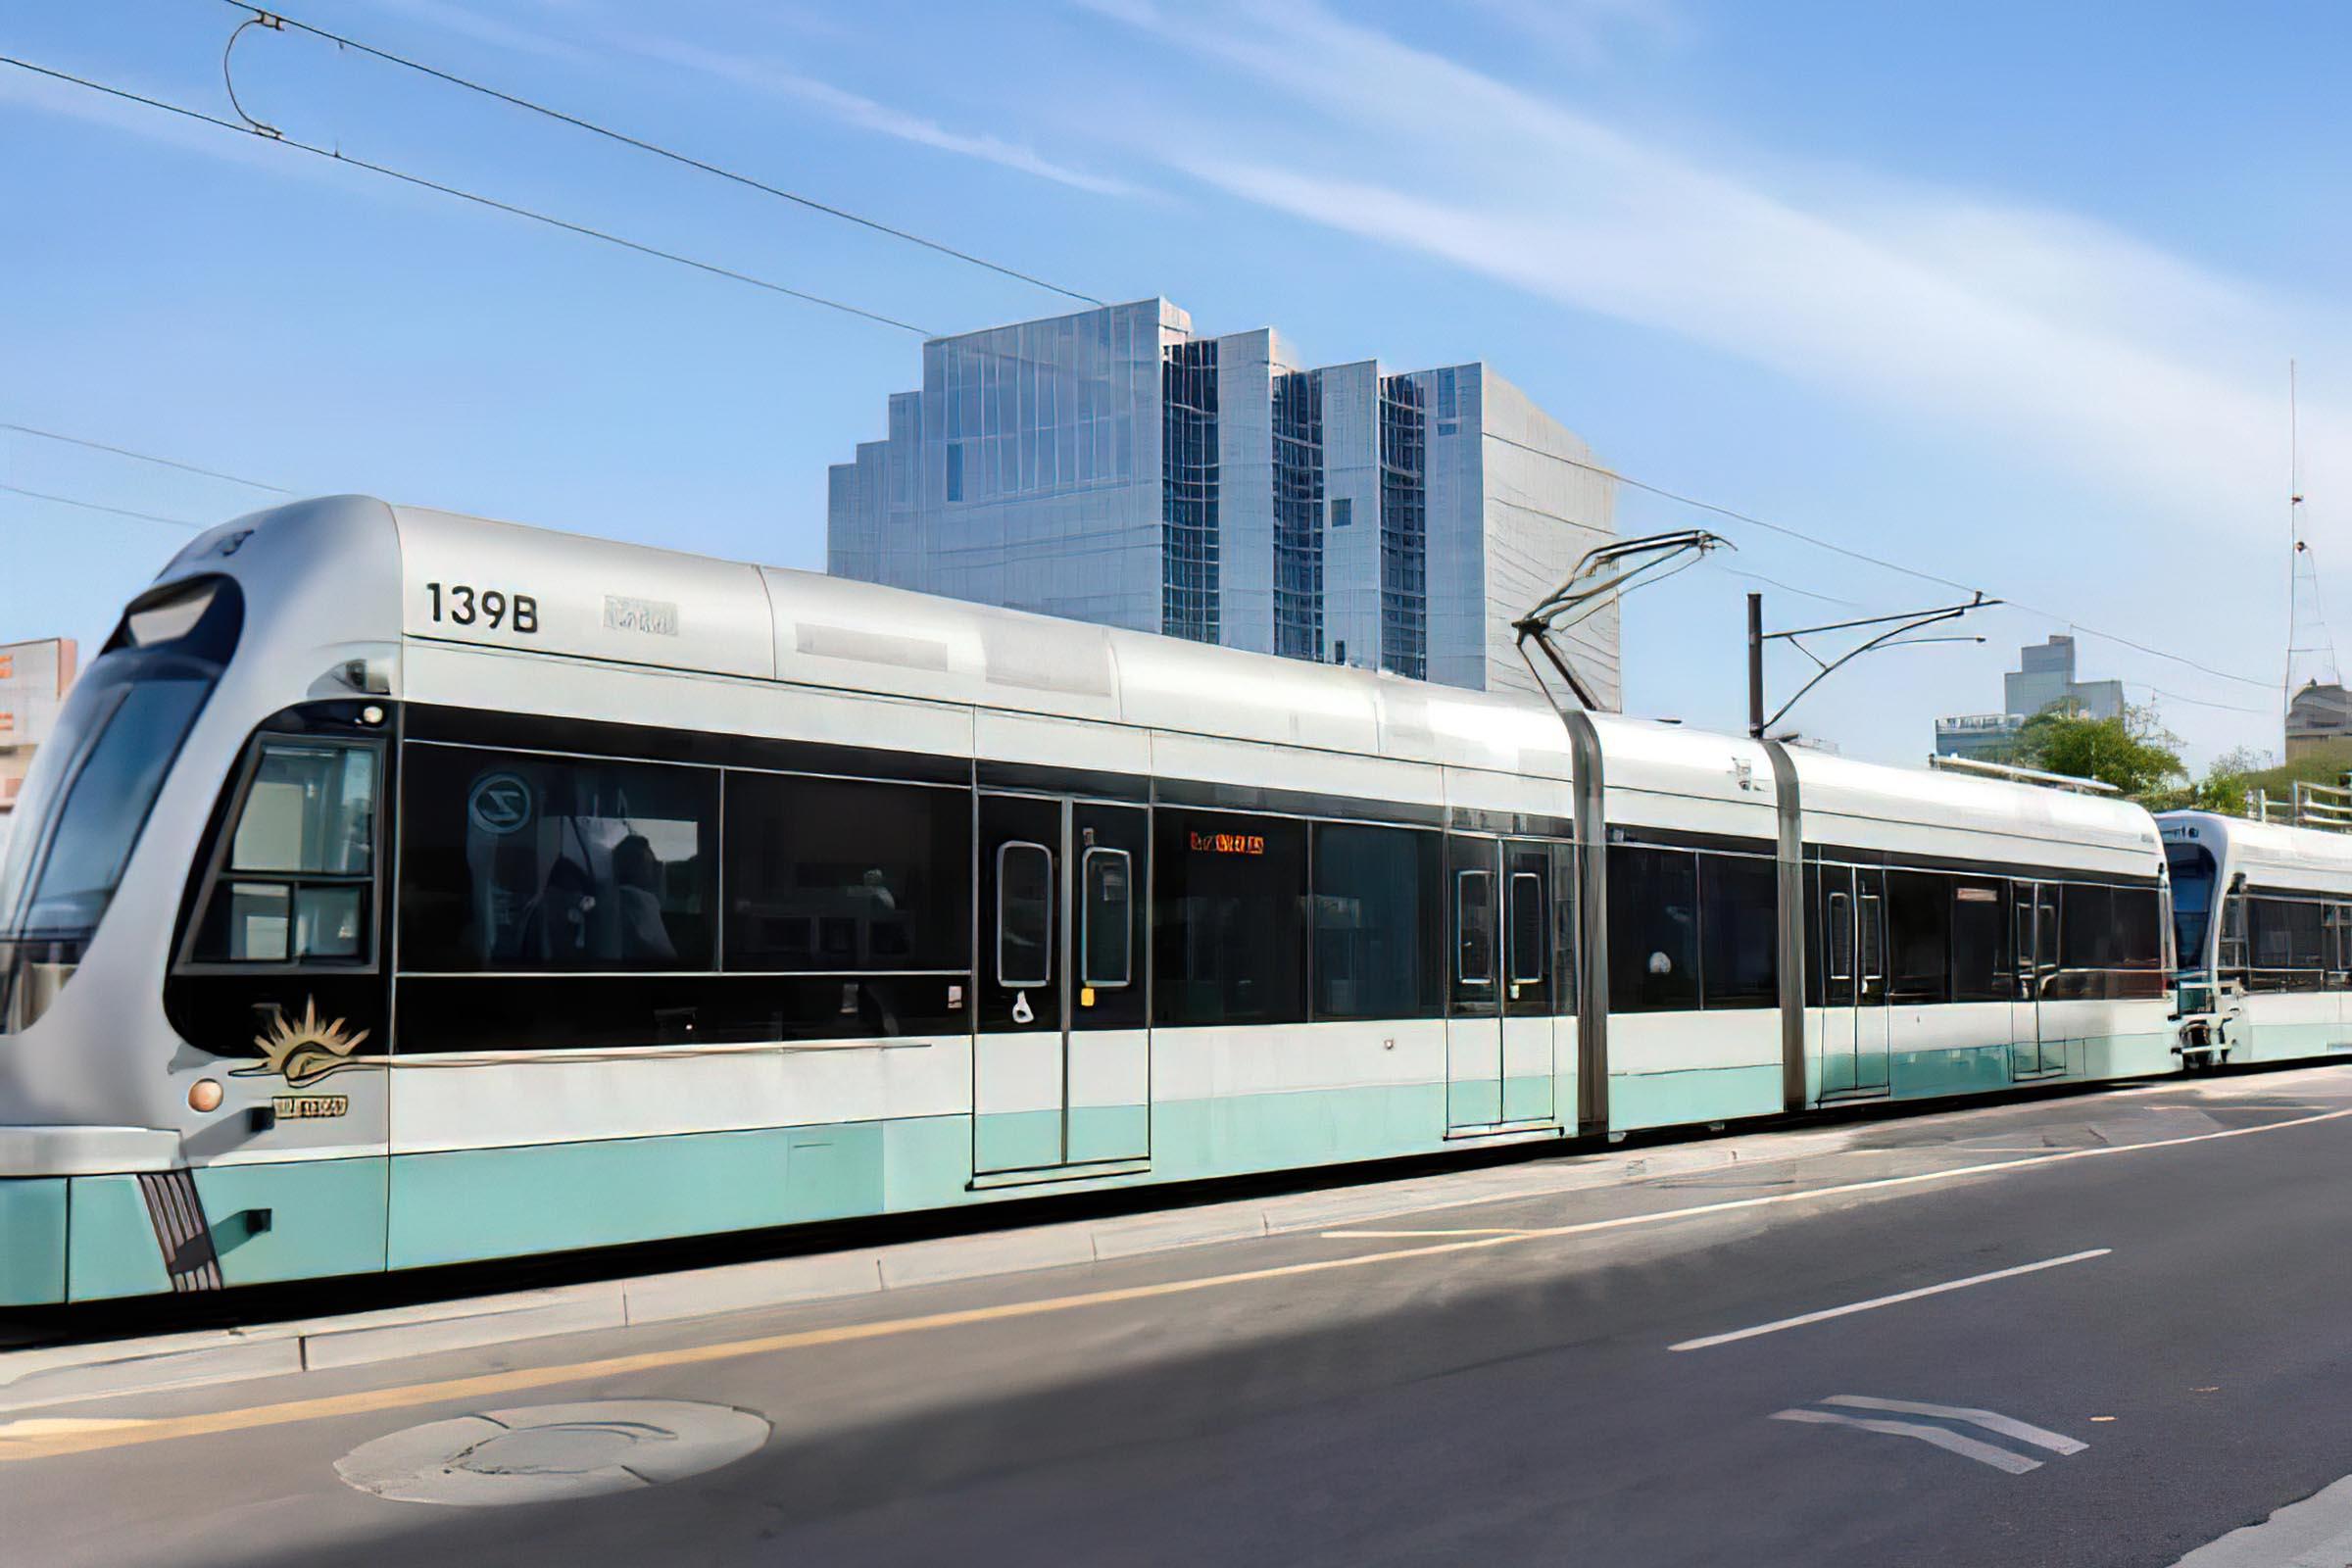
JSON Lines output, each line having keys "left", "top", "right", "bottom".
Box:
{"left": 2190, "top": 745, "right": 2270, "bottom": 814}
{"left": 2014, "top": 703, "right": 2185, "bottom": 804}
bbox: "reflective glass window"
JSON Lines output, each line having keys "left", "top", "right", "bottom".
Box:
{"left": 399, "top": 746, "right": 715, "bottom": 972}
{"left": 1310, "top": 823, "right": 1441, "bottom": 1021}
{"left": 1081, "top": 848, "right": 1133, "bottom": 988}
{"left": 1608, "top": 846, "right": 1698, "bottom": 1012}
{"left": 724, "top": 774, "right": 969, "bottom": 973}
{"left": 1700, "top": 853, "right": 1779, "bottom": 1008}
{"left": 997, "top": 843, "right": 1053, "bottom": 988}
{"left": 1153, "top": 810, "right": 1306, "bottom": 1026}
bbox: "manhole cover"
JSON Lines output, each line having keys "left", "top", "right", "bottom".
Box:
{"left": 336, "top": 1399, "right": 770, "bottom": 1506}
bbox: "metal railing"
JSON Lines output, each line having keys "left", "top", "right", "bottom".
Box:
{"left": 2248, "top": 775, "right": 2352, "bottom": 832}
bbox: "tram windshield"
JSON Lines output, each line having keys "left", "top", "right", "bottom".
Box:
{"left": 0, "top": 576, "right": 240, "bottom": 1029}
{"left": 2166, "top": 840, "right": 2218, "bottom": 971}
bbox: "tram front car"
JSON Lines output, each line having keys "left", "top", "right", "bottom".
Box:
{"left": 0, "top": 498, "right": 403, "bottom": 1303}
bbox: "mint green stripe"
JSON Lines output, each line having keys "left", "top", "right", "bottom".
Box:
{"left": 192, "top": 1158, "right": 387, "bottom": 1288}
{"left": 1610, "top": 1065, "right": 1781, "bottom": 1132}
{"left": 66, "top": 1175, "right": 170, "bottom": 1302}
{"left": 0, "top": 1179, "right": 68, "bottom": 1306}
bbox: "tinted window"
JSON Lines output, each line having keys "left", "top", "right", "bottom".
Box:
{"left": 15, "top": 678, "right": 213, "bottom": 937}
{"left": 1509, "top": 871, "right": 1546, "bottom": 985}
{"left": 1700, "top": 853, "right": 1778, "bottom": 1008}
{"left": 0, "top": 578, "right": 236, "bottom": 950}
{"left": 2062, "top": 883, "right": 2116, "bottom": 971}
{"left": 230, "top": 743, "right": 375, "bottom": 875}
{"left": 1608, "top": 846, "right": 1698, "bottom": 1012}
{"left": 192, "top": 739, "right": 380, "bottom": 966}
{"left": 1950, "top": 879, "right": 2008, "bottom": 1001}
{"left": 1081, "top": 848, "right": 1132, "bottom": 988}
{"left": 1456, "top": 869, "right": 1495, "bottom": 985}
{"left": 400, "top": 746, "right": 716, "bottom": 971}
{"left": 1154, "top": 810, "right": 1306, "bottom": 1026}
{"left": 2250, "top": 896, "right": 2325, "bottom": 974}
{"left": 1886, "top": 870, "right": 1950, "bottom": 1004}
{"left": 2114, "top": 885, "right": 2164, "bottom": 972}
{"left": 2165, "top": 842, "right": 2216, "bottom": 968}
{"left": 724, "top": 773, "right": 969, "bottom": 972}
{"left": 1311, "top": 823, "right": 1441, "bottom": 1021}
{"left": 997, "top": 842, "right": 1053, "bottom": 987}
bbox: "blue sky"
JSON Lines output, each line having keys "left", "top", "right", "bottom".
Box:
{"left": 6, "top": 0, "right": 2349, "bottom": 766}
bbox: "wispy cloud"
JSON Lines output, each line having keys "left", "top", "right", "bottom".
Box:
{"left": 1457, "top": 0, "right": 1687, "bottom": 70}
{"left": 0, "top": 65, "right": 341, "bottom": 185}
{"left": 617, "top": 34, "right": 1146, "bottom": 200}
{"left": 1092, "top": 2, "right": 2341, "bottom": 536}
{"left": 363, "top": 0, "right": 601, "bottom": 69}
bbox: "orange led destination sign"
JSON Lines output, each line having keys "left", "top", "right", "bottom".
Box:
{"left": 1189, "top": 829, "right": 1265, "bottom": 857}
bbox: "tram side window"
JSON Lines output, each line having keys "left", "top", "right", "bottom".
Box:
{"left": 1608, "top": 847, "right": 1698, "bottom": 1013}
{"left": 2246, "top": 895, "right": 2326, "bottom": 993}
{"left": 1081, "top": 849, "right": 1133, "bottom": 989}
{"left": 1310, "top": 823, "right": 1442, "bottom": 1021}
{"left": 191, "top": 739, "right": 378, "bottom": 963}
{"left": 722, "top": 773, "right": 970, "bottom": 973}
{"left": 1885, "top": 870, "right": 1950, "bottom": 1004}
{"left": 399, "top": 747, "right": 716, "bottom": 972}
{"left": 1508, "top": 870, "right": 1545, "bottom": 986}
{"left": 2317, "top": 903, "right": 2352, "bottom": 989}
{"left": 1698, "top": 853, "right": 1778, "bottom": 1008}
{"left": 1154, "top": 810, "right": 1307, "bottom": 1026}
{"left": 1949, "top": 880, "right": 2008, "bottom": 1001}
{"left": 2051, "top": 883, "right": 2121, "bottom": 1001}
{"left": 2111, "top": 886, "right": 2165, "bottom": 998}
{"left": 2112, "top": 887, "right": 2163, "bottom": 969}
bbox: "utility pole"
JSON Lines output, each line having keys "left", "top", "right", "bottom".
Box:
{"left": 1747, "top": 592, "right": 1765, "bottom": 740}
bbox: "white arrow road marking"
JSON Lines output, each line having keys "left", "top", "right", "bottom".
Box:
{"left": 1770, "top": 1408, "right": 2046, "bottom": 1475}
{"left": 1819, "top": 1395, "right": 2086, "bottom": 1455}
{"left": 1669, "top": 1249, "right": 2112, "bottom": 1350}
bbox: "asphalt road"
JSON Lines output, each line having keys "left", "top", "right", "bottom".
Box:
{"left": 11, "top": 1067, "right": 2352, "bottom": 1568}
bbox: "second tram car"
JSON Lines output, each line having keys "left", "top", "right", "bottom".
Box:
{"left": 0, "top": 498, "right": 2185, "bottom": 1302}
{"left": 2162, "top": 810, "right": 2352, "bottom": 1064}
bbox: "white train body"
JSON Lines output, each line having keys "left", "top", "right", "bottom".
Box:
{"left": 2161, "top": 810, "right": 2352, "bottom": 1064}
{"left": 0, "top": 498, "right": 2184, "bottom": 1301}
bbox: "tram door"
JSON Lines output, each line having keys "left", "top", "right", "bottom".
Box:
{"left": 1446, "top": 836, "right": 1558, "bottom": 1130}
{"left": 1446, "top": 836, "right": 1505, "bottom": 1128}
{"left": 973, "top": 794, "right": 1151, "bottom": 1176}
{"left": 1500, "top": 841, "right": 1559, "bottom": 1124}
{"left": 1820, "top": 864, "right": 1891, "bottom": 1096}
{"left": 2011, "top": 881, "right": 2063, "bottom": 1077}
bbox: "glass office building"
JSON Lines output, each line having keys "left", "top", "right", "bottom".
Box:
{"left": 827, "top": 299, "right": 1618, "bottom": 703}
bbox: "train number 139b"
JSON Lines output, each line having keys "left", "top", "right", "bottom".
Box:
{"left": 424, "top": 582, "right": 538, "bottom": 633}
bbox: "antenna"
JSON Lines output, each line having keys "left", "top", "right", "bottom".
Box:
{"left": 2284, "top": 360, "right": 2341, "bottom": 754}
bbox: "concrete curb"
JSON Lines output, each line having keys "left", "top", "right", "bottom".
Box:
{"left": 0, "top": 1117, "right": 1885, "bottom": 1416}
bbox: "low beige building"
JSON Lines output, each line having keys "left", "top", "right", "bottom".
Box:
{"left": 2286, "top": 679, "right": 2352, "bottom": 761}
{"left": 0, "top": 636, "right": 78, "bottom": 833}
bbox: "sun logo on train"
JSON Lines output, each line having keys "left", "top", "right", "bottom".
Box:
{"left": 231, "top": 997, "right": 373, "bottom": 1088}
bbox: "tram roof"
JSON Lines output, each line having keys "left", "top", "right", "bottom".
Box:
{"left": 176, "top": 496, "right": 2162, "bottom": 847}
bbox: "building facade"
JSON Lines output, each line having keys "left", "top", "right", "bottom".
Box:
{"left": 2286, "top": 679, "right": 2352, "bottom": 760}
{"left": 0, "top": 637, "right": 77, "bottom": 858}
{"left": 1934, "top": 635, "right": 2125, "bottom": 759}
{"left": 826, "top": 299, "right": 1618, "bottom": 703}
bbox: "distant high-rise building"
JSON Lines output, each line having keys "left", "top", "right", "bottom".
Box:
{"left": 826, "top": 298, "right": 1618, "bottom": 703}
{"left": 1935, "top": 635, "right": 2125, "bottom": 759}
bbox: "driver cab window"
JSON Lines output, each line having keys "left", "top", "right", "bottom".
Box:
{"left": 192, "top": 739, "right": 379, "bottom": 964}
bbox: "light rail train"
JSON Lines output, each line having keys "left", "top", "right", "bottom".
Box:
{"left": 2161, "top": 810, "right": 2352, "bottom": 1064}
{"left": 0, "top": 496, "right": 2275, "bottom": 1303}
